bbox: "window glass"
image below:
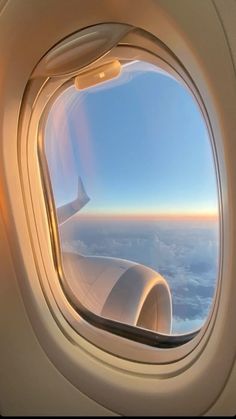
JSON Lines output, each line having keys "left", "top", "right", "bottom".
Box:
{"left": 44, "top": 60, "right": 219, "bottom": 335}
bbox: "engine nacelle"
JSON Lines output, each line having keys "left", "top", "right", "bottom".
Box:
{"left": 62, "top": 252, "right": 172, "bottom": 334}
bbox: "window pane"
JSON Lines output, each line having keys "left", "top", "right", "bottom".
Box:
{"left": 44, "top": 60, "right": 219, "bottom": 335}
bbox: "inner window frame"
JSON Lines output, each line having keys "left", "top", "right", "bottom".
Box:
{"left": 33, "top": 37, "right": 222, "bottom": 365}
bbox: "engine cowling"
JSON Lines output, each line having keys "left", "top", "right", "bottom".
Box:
{"left": 62, "top": 252, "right": 172, "bottom": 334}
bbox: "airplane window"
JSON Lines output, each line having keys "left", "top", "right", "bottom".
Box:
{"left": 43, "top": 60, "right": 219, "bottom": 336}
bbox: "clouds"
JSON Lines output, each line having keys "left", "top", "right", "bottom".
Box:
{"left": 62, "top": 239, "right": 88, "bottom": 255}
{"left": 60, "top": 219, "right": 219, "bottom": 334}
{"left": 172, "top": 316, "right": 203, "bottom": 334}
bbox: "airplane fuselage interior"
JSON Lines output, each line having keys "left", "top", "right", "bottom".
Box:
{"left": 0, "top": 0, "right": 236, "bottom": 416}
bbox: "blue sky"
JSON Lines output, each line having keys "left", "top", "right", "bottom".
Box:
{"left": 45, "top": 61, "right": 218, "bottom": 217}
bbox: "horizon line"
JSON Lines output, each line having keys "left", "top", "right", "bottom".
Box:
{"left": 75, "top": 212, "right": 219, "bottom": 221}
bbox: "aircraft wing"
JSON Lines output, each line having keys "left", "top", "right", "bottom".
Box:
{"left": 57, "top": 176, "right": 90, "bottom": 225}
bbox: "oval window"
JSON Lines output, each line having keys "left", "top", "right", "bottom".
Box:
{"left": 42, "top": 60, "right": 219, "bottom": 336}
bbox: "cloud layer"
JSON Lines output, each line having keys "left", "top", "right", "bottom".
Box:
{"left": 60, "top": 218, "right": 219, "bottom": 334}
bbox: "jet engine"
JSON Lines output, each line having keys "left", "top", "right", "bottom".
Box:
{"left": 62, "top": 252, "right": 172, "bottom": 334}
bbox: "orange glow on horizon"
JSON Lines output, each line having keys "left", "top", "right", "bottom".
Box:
{"left": 76, "top": 212, "right": 219, "bottom": 222}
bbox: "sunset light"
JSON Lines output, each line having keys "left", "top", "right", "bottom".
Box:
{"left": 44, "top": 60, "right": 219, "bottom": 334}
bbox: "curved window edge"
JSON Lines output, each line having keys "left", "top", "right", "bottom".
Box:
{"left": 20, "top": 24, "right": 223, "bottom": 365}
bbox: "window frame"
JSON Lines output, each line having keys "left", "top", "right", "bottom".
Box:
{"left": 20, "top": 26, "right": 222, "bottom": 365}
